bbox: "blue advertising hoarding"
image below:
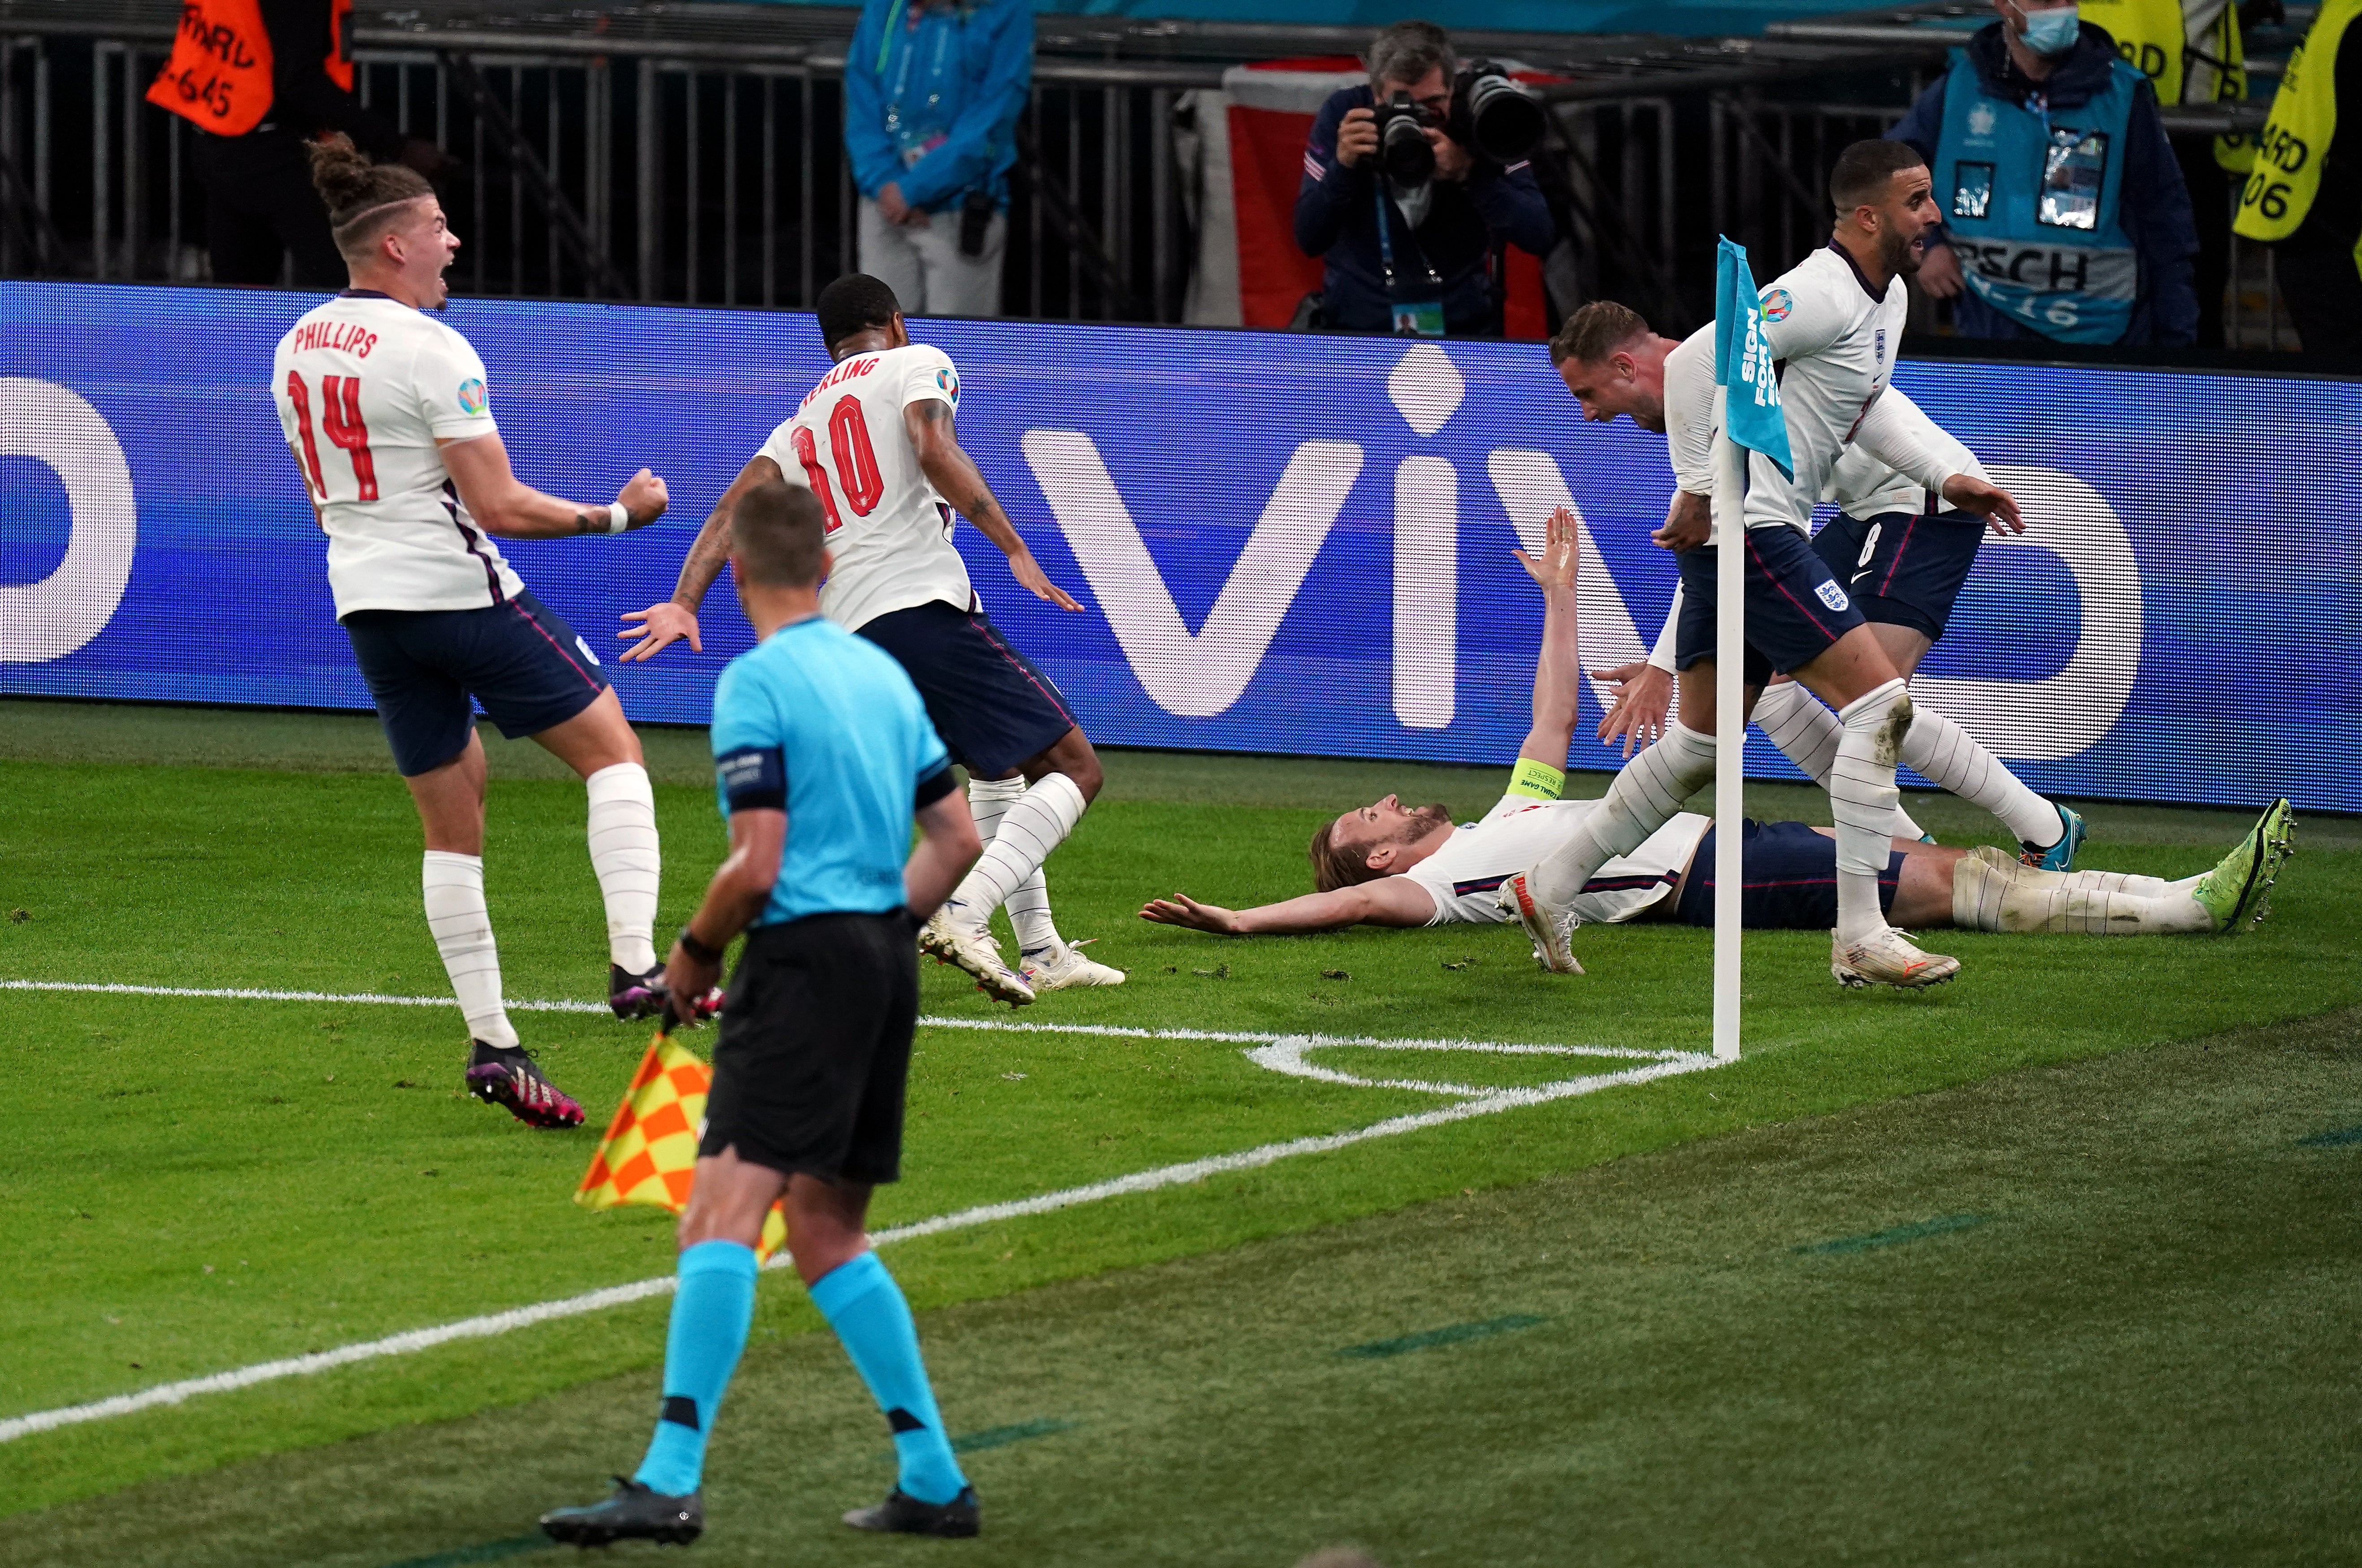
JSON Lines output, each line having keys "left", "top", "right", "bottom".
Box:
{"left": 2, "top": 280, "right": 2356, "bottom": 812}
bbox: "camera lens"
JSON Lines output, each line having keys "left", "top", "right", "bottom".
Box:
{"left": 1380, "top": 109, "right": 1435, "bottom": 186}
{"left": 1464, "top": 70, "right": 1546, "bottom": 164}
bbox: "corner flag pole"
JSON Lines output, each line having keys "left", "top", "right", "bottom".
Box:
{"left": 1707, "top": 236, "right": 1791, "bottom": 1065}
{"left": 1711, "top": 413, "right": 1745, "bottom": 1063}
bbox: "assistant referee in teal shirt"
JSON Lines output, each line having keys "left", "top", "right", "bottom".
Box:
{"left": 542, "top": 478, "right": 989, "bottom": 1546}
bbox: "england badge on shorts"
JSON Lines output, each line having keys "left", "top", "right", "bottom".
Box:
{"left": 1816, "top": 580, "right": 1850, "bottom": 612}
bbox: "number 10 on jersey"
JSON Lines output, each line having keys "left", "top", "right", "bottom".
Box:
{"left": 790, "top": 394, "right": 883, "bottom": 533}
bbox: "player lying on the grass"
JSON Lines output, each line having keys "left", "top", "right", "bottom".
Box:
{"left": 1500, "top": 141, "right": 2029, "bottom": 990}
{"left": 1553, "top": 298, "right": 2084, "bottom": 869}
{"left": 543, "top": 481, "right": 989, "bottom": 1547}
{"left": 621, "top": 274, "right": 1115, "bottom": 1008}
{"left": 269, "top": 137, "right": 699, "bottom": 1132}
{"left": 1140, "top": 510, "right": 2292, "bottom": 955}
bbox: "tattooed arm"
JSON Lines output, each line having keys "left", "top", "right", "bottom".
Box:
{"left": 617, "top": 453, "right": 782, "bottom": 662}
{"left": 904, "top": 400, "right": 1083, "bottom": 612}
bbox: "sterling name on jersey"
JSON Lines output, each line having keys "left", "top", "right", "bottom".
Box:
{"left": 1406, "top": 794, "right": 1711, "bottom": 928}
{"left": 269, "top": 292, "right": 524, "bottom": 616}
{"left": 1663, "top": 243, "right": 1958, "bottom": 534}
{"left": 759, "top": 342, "right": 976, "bottom": 634}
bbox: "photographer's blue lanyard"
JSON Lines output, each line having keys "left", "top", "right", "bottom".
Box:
{"left": 1374, "top": 185, "right": 1445, "bottom": 338}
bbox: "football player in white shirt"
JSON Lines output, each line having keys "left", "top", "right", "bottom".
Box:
{"left": 272, "top": 137, "right": 690, "bottom": 1129}
{"left": 1143, "top": 509, "right": 2293, "bottom": 947}
{"left": 1500, "top": 140, "right": 2029, "bottom": 991}
{"left": 623, "top": 274, "right": 1113, "bottom": 1008}
{"left": 1551, "top": 299, "right": 2084, "bottom": 868}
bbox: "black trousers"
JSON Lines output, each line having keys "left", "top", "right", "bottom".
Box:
{"left": 2171, "top": 134, "right": 2233, "bottom": 351}
{"left": 191, "top": 128, "right": 347, "bottom": 287}
{"left": 2275, "top": 244, "right": 2362, "bottom": 361}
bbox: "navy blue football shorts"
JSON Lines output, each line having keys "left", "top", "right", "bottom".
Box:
{"left": 1812, "top": 509, "right": 1986, "bottom": 642}
{"left": 1674, "top": 818, "right": 1906, "bottom": 930}
{"left": 856, "top": 599, "right": 1078, "bottom": 778}
{"left": 341, "top": 588, "right": 610, "bottom": 777}
{"left": 1674, "top": 523, "right": 1867, "bottom": 684}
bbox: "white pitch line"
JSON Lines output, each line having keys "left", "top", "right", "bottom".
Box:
{"left": 0, "top": 979, "right": 1681, "bottom": 1059}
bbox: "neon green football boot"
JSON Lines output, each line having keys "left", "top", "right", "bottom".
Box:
{"left": 2192, "top": 798, "right": 2296, "bottom": 934}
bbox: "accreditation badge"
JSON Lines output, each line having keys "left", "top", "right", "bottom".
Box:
{"left": 2038, "top": 128, "right": 2109, "bottom": 230}
{"left": 1390, "top": 299, "right": 1446, "bottom": 337}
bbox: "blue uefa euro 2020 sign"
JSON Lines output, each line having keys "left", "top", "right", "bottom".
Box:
{"left": 0, "top": 282, "right": 2355, "bottom": 813}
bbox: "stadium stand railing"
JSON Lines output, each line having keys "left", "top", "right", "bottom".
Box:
{"left": 0, "top": 0, "right": 2305, "bottom": 342}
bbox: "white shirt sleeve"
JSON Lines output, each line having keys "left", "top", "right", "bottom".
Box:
{"left": 1755, "top": 269, "right": 1850, "bottom": 362}
{"left": 1849, "top": 387, "right": 1966, "bottom": 495}
{"left": 1661, "top": 328, "right": 1718, "bottom": 496}
{"left": 1648, "top": 582, "right": 1682, "bottom": 672}
{"left": 899, "top": 344, "right": 960, "bottom": 412}
{"left": 415, "top": 327, "right": 499, "bottom": 442}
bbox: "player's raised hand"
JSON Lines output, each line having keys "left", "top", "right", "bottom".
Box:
{"left": 1593, "top": 660, "right": 1673, "bottom": 758}
{"left": 1512, "top": 505, "right": 1581, "bottom": 593}
{"left": 616, "top": 468, "right": 669, "bottom": 529}
{"left": 1011, "top": 549, "right": 1085, "bottom": 613}
{"left": 1138, "top": 894, "right": 1240, "bottom": 934}
{"left": 1941, "top": 472, "right": 2026, "bottom": 535}
{"left": 619, "top": 601, "right": 701, "bottom": 661}
{"left": 1652, "top": 490, "right": 1713, "bottom": 552}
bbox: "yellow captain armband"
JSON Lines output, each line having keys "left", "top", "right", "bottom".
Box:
{"left": 1508, "top": 758, "right": 1565, "bottom": 802}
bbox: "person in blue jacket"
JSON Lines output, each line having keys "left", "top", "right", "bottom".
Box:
{"left": 1890, "top": 0, "right": 2199, "bottom": 347}
{"left": 1294, "top": 20, "right": 1555, "bottom": 337}
{"left": 844, "top": 0, "right": 1031, "bottom": 318}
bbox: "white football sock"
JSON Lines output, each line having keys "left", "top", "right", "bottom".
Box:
{"left": 1902, "top": 706, "right": 2061, "bottom": 848}
{"left": 423, "top": 851, "right": 518, "bottom": 1047}
{"left": 586, "top": 762, "right": 661, "bottom": 974}
{"left": 946, "top": 773, "right": 1086, "bottom": 932}
{"left": 1952, "top": 850, "right": 2208, "bottom": 934}
{"left": 964, "top": 777, "right": 1065, "bottom": 957}
{"left": 1831, "top": 680, "right": 1911, "bottom": 944}
{"left": 1753, "top": 680, "right": 1927, "bottom": 840}
{"left": 1529, "top": 723, "right": 1716, "bottom": 910}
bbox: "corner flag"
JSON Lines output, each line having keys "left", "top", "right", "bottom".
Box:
{"left": 1713, "top": 237, "right": 1794, "bottom": 480}
{"left": 577, "top": 1029, "right": 787, "bottom": 1263}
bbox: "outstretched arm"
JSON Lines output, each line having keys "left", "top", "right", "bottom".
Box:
{"left": 618, "top": 454, "right": 783, "bottom": 662}
{"left": 438, "top": 432, "right": 667, "bottom": 540}
{"left": 1140, "top": 876, "right": 1436, "bottom": 934}
{"left": 905, "top": 400, "right": 1084, "bottom": 612}
{"left": 1512, "top": 505, "right": 1582, "bottom": 777}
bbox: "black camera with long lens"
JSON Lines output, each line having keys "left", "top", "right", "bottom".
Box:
{"left": 1449, "top": 60, "right": 1547, "bottom": 166}
{"left": 1372, "top": 91, "right": 1436, "bottom": 186}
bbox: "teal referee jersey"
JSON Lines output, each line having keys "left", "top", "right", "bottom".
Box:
{"left": 710, "top": 614, "right": 954, "bottom": 927}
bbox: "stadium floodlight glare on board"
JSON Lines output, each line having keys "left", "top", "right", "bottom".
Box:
{"left": 0, "top": 281, "right": 2357, "bottom": 817}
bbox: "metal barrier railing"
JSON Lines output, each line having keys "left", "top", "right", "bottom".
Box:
{"left": 0, "top": 2, "right": 2301, "bottom": 348}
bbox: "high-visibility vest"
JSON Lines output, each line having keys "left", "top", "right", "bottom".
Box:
{"left": 2083, "top": 0, "right": 2254, "bottom": 170}
{"left": 146, "top": 0, "right": 354, "bottom": 136}
{"left": 2234, "top": 0, "right": 2362, "bottom": 279}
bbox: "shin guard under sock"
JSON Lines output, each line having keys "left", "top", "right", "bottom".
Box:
{"left": 634, "top": 1240, "right": 760, "bottom": 1496}
{"left": 810, "top": 1251, "right": 968, "bottom": 1505}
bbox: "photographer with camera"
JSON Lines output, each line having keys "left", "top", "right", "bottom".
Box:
{"left": 1293, "top": 20, "right": 1555, "bottom": 336}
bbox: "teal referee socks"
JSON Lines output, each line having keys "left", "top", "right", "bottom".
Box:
{"left": 810, "top": 1251, "right": 970, "bottom": 1506}
{"left": 633, "top": 1239, "right": 760, "bottom": 1497}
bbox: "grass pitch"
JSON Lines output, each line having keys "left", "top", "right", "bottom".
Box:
{"left": 2, "top": 697, "right": 2357, "bottom": 1561}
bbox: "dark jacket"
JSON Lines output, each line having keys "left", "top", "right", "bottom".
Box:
{"left": 2286, "top": 13, "right": 2362, "bottom": 255}
{"left": 1294, "top": 84, "right": 1554, "bottom": 334}
{"left": 1890, "top": 22, "right": 2200, "bottom": 347}
{"left": 254, "top": 0, "right": 402, "bottom": 157}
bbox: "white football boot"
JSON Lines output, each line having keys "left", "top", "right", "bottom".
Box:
{"left": 1497, "top": 871, "right": 1584, "bottom": 974}
{"left": 1021, "top": 939, "right": 1127, "bottom": 992}
{"left": 1831, "top": 926, "right": 1961, "bottom": 990}
{"left": 919, "top": 909, "right": 1035, "bottom": 1007}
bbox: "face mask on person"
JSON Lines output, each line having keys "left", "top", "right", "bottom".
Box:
{"left": 2017, "top": 3, "right": 2081, "bottom": 56}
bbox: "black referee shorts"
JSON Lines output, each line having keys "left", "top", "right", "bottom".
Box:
{"left": 699, "top": 911, "right": 920, "bottom": 1186}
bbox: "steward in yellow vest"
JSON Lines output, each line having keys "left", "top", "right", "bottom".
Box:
{"left": 144, "top": 0, "right": 438, "bottom": 287}
{"left": 2234, "top": 0, "right": 2362, "bottom": 352}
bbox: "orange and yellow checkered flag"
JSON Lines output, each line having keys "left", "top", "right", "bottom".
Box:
{"left": 576, "top": 1029, "right": 787, "bottom": 1262}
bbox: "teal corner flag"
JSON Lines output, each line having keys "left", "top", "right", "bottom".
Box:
{"left": 1712, "top": 237, "right": 1794, "bottom": 481}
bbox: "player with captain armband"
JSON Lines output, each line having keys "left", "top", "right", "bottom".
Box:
{"left": 269, "top": 135, "right": 699, "bottom": 1129}
{"left": 1500, "top": 139, "right": 2026, "bottom": 990}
